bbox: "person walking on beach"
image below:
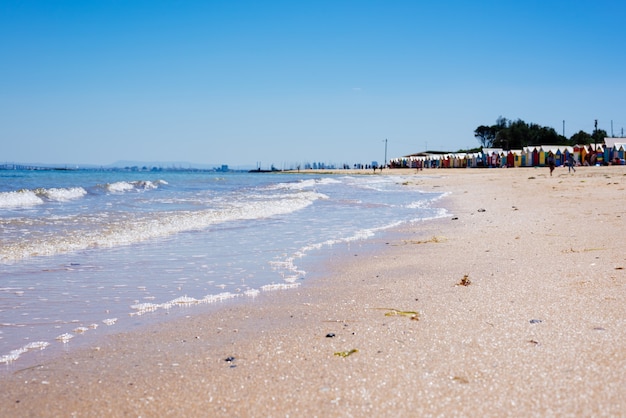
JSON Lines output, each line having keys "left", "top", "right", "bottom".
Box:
{"left": 567, "top": 152, "right": 576, "bottom": 173}
{"left": 547, "top": 151, "right": 556, "bottom": 176}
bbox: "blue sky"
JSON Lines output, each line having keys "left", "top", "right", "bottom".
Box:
{"left": 1, "top": 1, "right": 625, "bottom": 168}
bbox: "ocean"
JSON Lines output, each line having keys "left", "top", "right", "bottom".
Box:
{"left": 0, "top": 169, "right": 447, "bottom": 368}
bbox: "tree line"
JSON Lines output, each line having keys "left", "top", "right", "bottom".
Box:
{"left": 474, "top": 116, "right": 608, "bottom": 150}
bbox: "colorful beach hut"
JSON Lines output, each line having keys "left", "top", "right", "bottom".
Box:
{"left": 538, "top": 146, "right": 572, "bottom": 167}
{"left": 604, "top": 137, "right": 626, "bottom": 164}
{"left": 481, "top": 148, "right": 503, "bottom": 168}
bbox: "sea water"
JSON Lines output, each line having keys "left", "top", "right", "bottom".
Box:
{"left": 0, "top": 169, "right": 446, "bottom": 367}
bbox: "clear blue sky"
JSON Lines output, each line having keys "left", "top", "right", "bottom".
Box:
{"left": 1, "top": 1, "right": 625, "bottom": 168}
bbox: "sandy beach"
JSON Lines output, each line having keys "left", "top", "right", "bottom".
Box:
{"left": 1, "top": 165, "right": 625, "bottom": 417}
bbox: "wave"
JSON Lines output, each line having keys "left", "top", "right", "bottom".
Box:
{"left": 0, "top": 190, "right": 327, "bottom": 263}
{"left": 0, "top": 341, "right": 50, "bottom": 364}
{"left": 130, "top": 292, "right": 242, "bottom": 316}
{"left": 271, "top": 204, "right": 449, "bottom": 283}
{"left": 404, "top": 191, "right": 448, "bottom": 209}
{"left": 0, "top": 190, "right": 43, "bottom": 209}
{"left": 35, "top": 187, "right": 87, "bottom": 202}
{"left": 0, "top": 187, "right": 87, "bottom": 209}
{"left": 0, "top": 179, "right": 168, "bottom": 209}
{"left": 268, "top": 177, "right": 341, "bottom": 191}
{"left": 104, "top": 180, "right": 168, "bottom": 193}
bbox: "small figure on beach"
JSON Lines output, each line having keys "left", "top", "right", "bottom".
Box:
{"left": 547, "top": 151, "right": 556, "bottom": 176}
{"left": 567, "top": 153, "right": 576, "bottom": 173}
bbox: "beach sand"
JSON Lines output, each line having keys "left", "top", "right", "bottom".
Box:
{"left": 2, "top": 166, "right": 625, "bottom": 417}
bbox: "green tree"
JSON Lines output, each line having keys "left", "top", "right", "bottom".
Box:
{"left": 474, "top": 125, "right": 497, "bottom": 147}
{"left": 495, "top": 116, "right": 509, "bottom": 129}
{"left": 476, "top": 117, "right": 566, "bottom": 149}
{"left": 569, "top": 130, "right": 592, "bottom": 145}
{"left": 592, "top": 129, "right": 608, "bottom": 146}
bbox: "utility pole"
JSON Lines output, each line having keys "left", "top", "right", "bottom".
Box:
{"left": 594, "top": 119, "right": 598, "bottom": 152}
{"left": 383, "top": 138, "right": 388, "bottom": 168}
{"left": 562, "top": 120, "right": 565, "bottom": 137}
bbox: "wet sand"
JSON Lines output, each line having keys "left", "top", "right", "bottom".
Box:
{"left": 2, "top": 165, "right": 625, "bottom": 417}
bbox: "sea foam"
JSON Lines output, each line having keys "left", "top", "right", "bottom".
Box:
{"left": 0, "top": 186, "right": 87, "bottom": 209}
{"left": 0, "top": 190, "right": 44, "bottom": 208}
{"left": 39, "top": 187, "right": 87, "bottom": 201}
{"left": 0, "top": 190, "right": 327, "bottom": 262}
{"left": 0, "top": 341, "right": 50, "bottom": 364}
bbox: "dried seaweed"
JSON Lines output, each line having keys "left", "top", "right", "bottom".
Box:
{"left": 334, "top": 349, "right": 358, "bottom": 357}
{"left": 376, "top": 308, "right": 420, "bottom": 321}
{"left": 457, "top": 274, "right": 472, "bottom": 286}
{"left": 563, "top": 247, "right": 605, "bottom": 253}
{"left": 396, "top": 236, "right": 446, "bottom": 246}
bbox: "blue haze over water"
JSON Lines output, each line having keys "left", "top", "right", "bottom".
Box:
{"left": 0, "top": 169, "right": 446, "bottom": 367}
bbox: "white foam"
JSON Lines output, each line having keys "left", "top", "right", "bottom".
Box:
{"left": 0, "top": 190, "right": 327, "bottom": 263}
{"left": 105, "top": 180, "right": 167, "bottom": 193}
{"left": 406, "top": 191, "right": 448, "bottom": 209}
{"left": 0, "top": 190, "right": 43, "bottom": 208}
{"left": 244, "top": 289, "right": 260, "bottom": 298}
{"left": 260, "top": 283, "right": 301, "bottom": 291}
{"left": 24, "top": 341, "right": 50, "bottom": 350}
{"left": 411, "top": 207, "right": 449, "bottom": 222}
{"left": 269, "top": 177, "right": 341, "bottom": 191}
{"left": 129, "top": 291, "right": 253, "bottom": 316}
{"left": 132, "top": 180, "right": 165, "bottom": 190}
{"left": 106, "top": 181, "right": 135, "bottom": 193}
{"left": 269, "top": 258, "right": 306, "bottom": 283}
{"left": 129, "top": 302, "right": 159, "bottom": 315}
{"left": 102, "top": 318, "right": 118, "bottom": 326}
{"left": 56, "top": 333, "right": 73, "bottom": 343}
{"left": 0, "top": 186, "right": 88, "bottom": 209}
{"left": 37, "top": 187, "right": 87, "bottom": 202}
{"left": 169, "top": 296, "right": 200, "bottom": 306}
{"left": 0, "top": 350, "right": 25, "bottom": 364}
{"left": 0, "top": 341, "right": 50, "bottom": 364}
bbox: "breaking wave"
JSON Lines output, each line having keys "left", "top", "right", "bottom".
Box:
{"left": 0, "top": 187, "right": 87, "bottom": 209}
{"left": 104, "top": 180, "right": 168, "bottom": 193}
{"left": 0, "top": 190, "right": 327, "bottom": 262}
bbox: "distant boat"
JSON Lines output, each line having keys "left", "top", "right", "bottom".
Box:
{"left": 248, "top": 166, "right": 281, "bottom": 173}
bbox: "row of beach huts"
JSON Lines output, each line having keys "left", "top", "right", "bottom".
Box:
{"left": 391, "top": 138, "right": 626, "bottom": 169}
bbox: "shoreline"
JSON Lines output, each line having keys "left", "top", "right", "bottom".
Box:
{"left": 1, "top": 166, "right": 625, "bottom": 416}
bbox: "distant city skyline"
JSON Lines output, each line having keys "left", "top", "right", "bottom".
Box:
{"left": 2, "top": 1, "right": 625, "bottom": 167}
